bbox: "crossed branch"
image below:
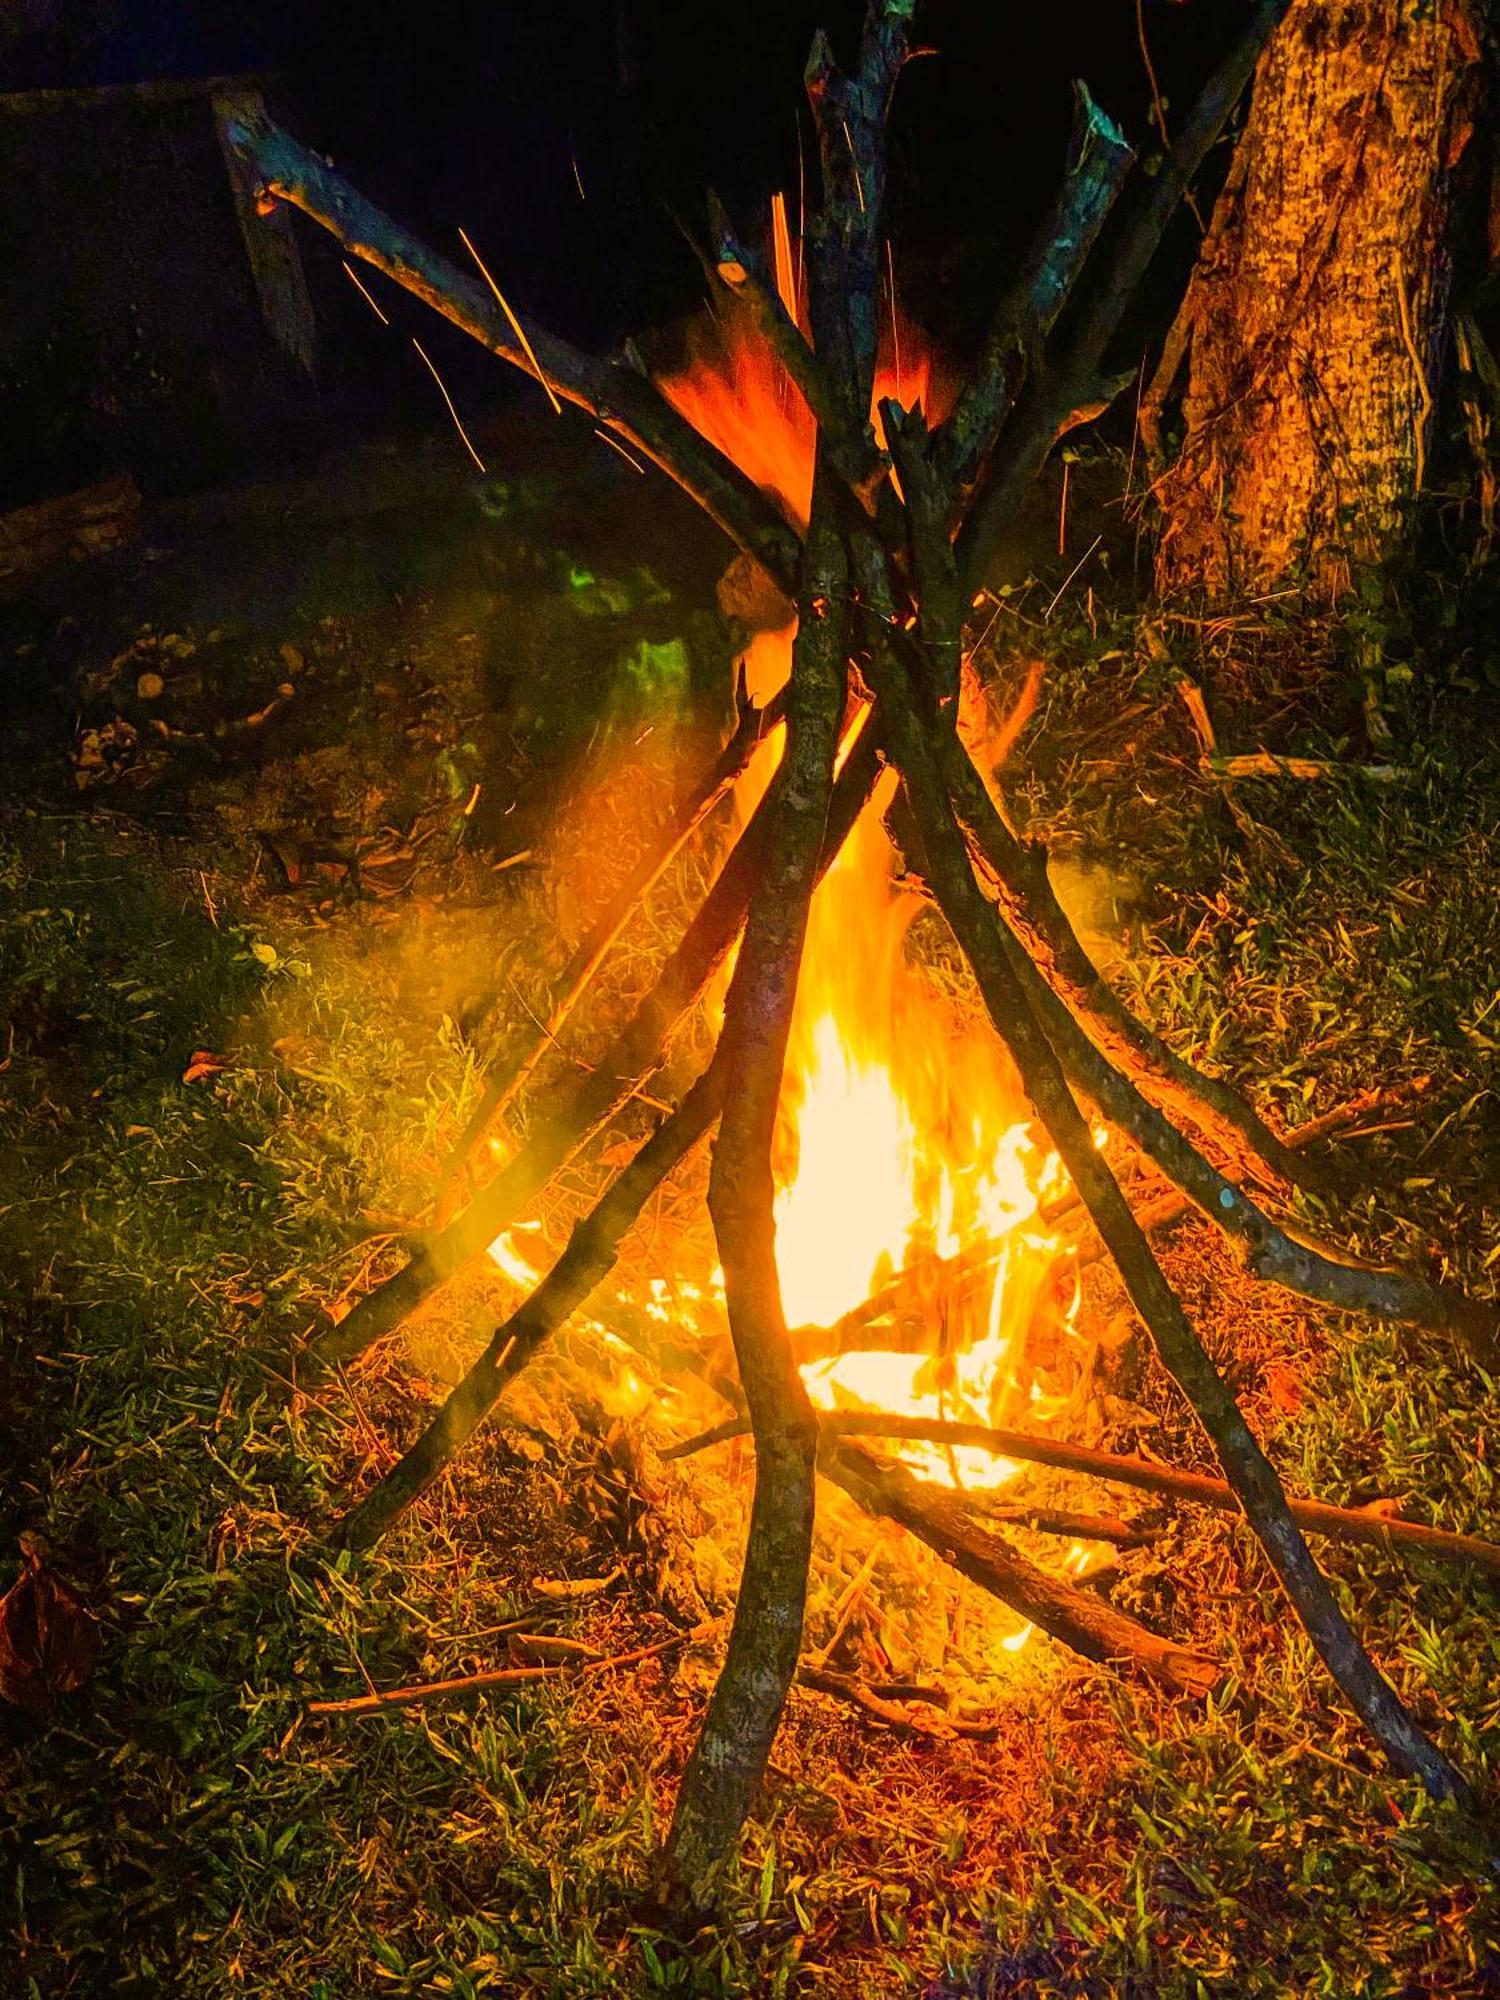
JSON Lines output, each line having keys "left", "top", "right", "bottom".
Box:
{"left": 225, "top": 0, "right": 1493, "bottom": 1908}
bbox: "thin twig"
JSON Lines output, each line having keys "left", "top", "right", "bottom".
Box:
{"left": 669, "top": 1413, "right": 1500, "bottom": 1583}
{"left": 305, "top": 1626, "right": 707, "bottom": 1718}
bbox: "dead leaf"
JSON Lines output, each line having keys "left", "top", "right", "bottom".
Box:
{"left": 0, "top": 1535, "right": 100, "bottom": 1707}
{"left": 532, "top": 1567, "right": 623, "bottom": 1600}
{"left": 182, "top": 1050, "right": 225, "bottom": 1085}
{"left": 1263, "top": 1362, "right": 1305, "bottom": 1417}
{"left": 507, "top": 1632, "right": 603, "bottom": 1665}
{"left": 279, "top": 642, "right": 305, "bottom": 674}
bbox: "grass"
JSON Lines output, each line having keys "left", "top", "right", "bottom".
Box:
{"left": 2, "top": 487, "right": 1500, "bottom": 1996}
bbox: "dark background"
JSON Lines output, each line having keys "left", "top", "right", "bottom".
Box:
{"left": 0, "top": 1, "right": 1231, "bottom": 504}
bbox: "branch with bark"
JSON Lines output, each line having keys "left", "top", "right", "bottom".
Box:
{"left": 670, "top": 1412, "right": 1500, "bottom": 1584}
{"left": 233, "top": 0, "right": 1494, "bottom": 1902}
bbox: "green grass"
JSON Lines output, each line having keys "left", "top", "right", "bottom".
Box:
{"left": 2, "top": 555, "right": 1500, "bottom": 1996}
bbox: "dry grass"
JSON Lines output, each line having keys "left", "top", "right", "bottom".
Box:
{"left": 2, "top": 485, "right": 1499, "bottom": 1995}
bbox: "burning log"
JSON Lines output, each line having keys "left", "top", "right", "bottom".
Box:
{"left": 227, "top": 0, "right": 1498, "bottom": 1900}
{"left": 823, "top": 1441, "right": 1218, "bottom": 1697}
{"left": 669, "top": 1413, "right": 1500, "bottom": 1585}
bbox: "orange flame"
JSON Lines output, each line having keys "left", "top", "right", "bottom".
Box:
{"left": 491, "top": 215, "right": 1082, "bottom": 1543}
{"left": 657, "top": 235, "right": 1071, "bottom": 1498}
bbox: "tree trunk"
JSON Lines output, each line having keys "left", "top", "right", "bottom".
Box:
{"left": 1151, "top": 0, "right": 1484, "bottom": 601}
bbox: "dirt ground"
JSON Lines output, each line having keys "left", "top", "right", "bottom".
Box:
{"left": 2, "top": 418, "right": 1498, "bottom": 1997}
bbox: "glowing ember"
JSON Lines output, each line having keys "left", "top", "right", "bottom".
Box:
{"left": 771, "top": 762, "right": 1067, "bottom": 1492}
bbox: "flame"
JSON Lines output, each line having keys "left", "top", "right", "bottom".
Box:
{"left": 486, "top": 210, "right": 1089, "bottom": 1570}
{"left": 658, "top": 232, "right": 1073, "bottom": 1500}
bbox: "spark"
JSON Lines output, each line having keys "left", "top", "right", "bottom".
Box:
{"left": 458, "top": 225, "right": 563, "bottom": 416}
{"left": 594, "top": 426, "right": 647, "bottom": 474}
{"left": 841, "top": 120, "right": 866, "bottom": 213}
{"left": 342, "top": 260, "right": 390, "bottom": 326}
{"left": 770, "top": 191, "right": 797, "bottom": 319}
{"left": 887, "top": 241, "right": 901, "bottom": 401}
{"left": 1043, "top": 534, "right": 1102, "bottom": 622}
{"left": 570, "top": 153, "right": 586, "bottom": 201}
{"left": 411, "top": 338, "right": 487, "bottom": 473}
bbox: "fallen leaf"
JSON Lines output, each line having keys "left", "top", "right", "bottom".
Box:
{"left": 279, "top": 642, "right": 304, "bottom": 674}
{"left": 0, "top": 1535, "right": 100, "bottom": 1707}
{"left": 532, "top": 1567, "right": 624, "bottom": 1600}
{"left": 1263, "top": 1362, "right": 1305, "bottom": 1416}
{"left": 182, "top": 1050, "right": 225, "bottom": 1084}
{"left": 507, "top": 1632, "right": 603, "bottom": 1665}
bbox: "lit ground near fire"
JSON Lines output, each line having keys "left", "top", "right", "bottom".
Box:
{"left": 2, "top": 430, "right": 1498, "bottom": 1995}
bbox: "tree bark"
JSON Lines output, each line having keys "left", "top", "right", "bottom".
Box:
{"left": 1151, "top": 0, "right": 1485, "bottom": 601}
{"left": 660, "top": 466, "right": 847, "bottom": 1913}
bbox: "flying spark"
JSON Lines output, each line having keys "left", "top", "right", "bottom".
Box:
{"left": 458, "top": 225, "right": 563, "bottom": 416}
{"left": 411, "top": 338, "right": 487, "bottom": 473}
{"left": 342, "top": 261, "right": 390, "bottom": 326}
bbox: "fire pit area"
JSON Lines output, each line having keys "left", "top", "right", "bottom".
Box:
{"left": 4, "top": 2, "right": 1500, "bottom": 1992}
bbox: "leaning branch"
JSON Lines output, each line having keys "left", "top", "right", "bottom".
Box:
{"left": 340, "top": 1052, "right": 728, "bottom": 1551}
{"left": 935, "top": 81, "right": 1135, "bottom": 499}
{"left": 432, "top": 685, "right": 785, "bottom": 1213}
{"left": 865, "top": 599, "right": 1472, "bottom": 1808}
{"left": 222, "top": 109, "right": 803, "bottom": 598}
{"left": 663, "top": 461, "right": 849, "bottom": 1912}
{"left": 670, "top": 1413, "right": 1500, "bottom": 1583}
{"left": 308, "top": 730, "right": 880, "bottom": 1373}
{"left": 939, "top": 705, "right": 1319, "bottom": 1196}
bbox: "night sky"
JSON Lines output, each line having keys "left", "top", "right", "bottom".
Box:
{"left": 6, "top": 1, "right": 1231, "bottom": 347}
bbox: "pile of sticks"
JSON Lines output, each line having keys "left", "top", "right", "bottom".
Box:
{"left": 227, "top": 0, "right": 1496, "bottom": 1908}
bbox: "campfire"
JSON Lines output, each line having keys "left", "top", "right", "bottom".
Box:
{"left": 659, "top": 296, "right": 1082, "bottom": 1504}
{"left": 225, "top": 0, "right": 1497, "bottom": 1910}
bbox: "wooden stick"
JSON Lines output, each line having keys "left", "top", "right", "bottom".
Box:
{"left": 936, "top": 81, "right": 1135, "bottom": 498}
{"left": 938, "top": 729, "right": 1321, "bottom": 1197}
{"left": 306, "top": 1627, "right": 702, "bottom": 1718}
{"left": 339, "top": 1054, "right": 729, "bottom": 1551}
{"left": 668, "top": 1413, "right": 1500, "bottom": 1582}
{"left": 797, "top": 1665, "right": 998, "bottom": 1739}
{"left": 431, "top": 686, "right": 786, "bottom": 1216}
{"left": 995, "top": 913, "right": 1500, "bottom": 1370}
{"left": 824, "top": 1441, "right": 1219, "bottom": 1697}
{"left": 866, "top": 623, "right": 1473, "bottom": 1806}
{"left": 1203, "top": 752, "right": 1409, "bottom": 784}
{"left": 221, "top": 109, "right": 803, "bottom": 600}
{"left": 307, "top": 730, "right": 880, "bottom": 1373}
{"left": 664, "top": 8, "right": 912, "bottom": 1911}
{"left": 661, "top": 458, "right": 847, "bottom": 1909}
